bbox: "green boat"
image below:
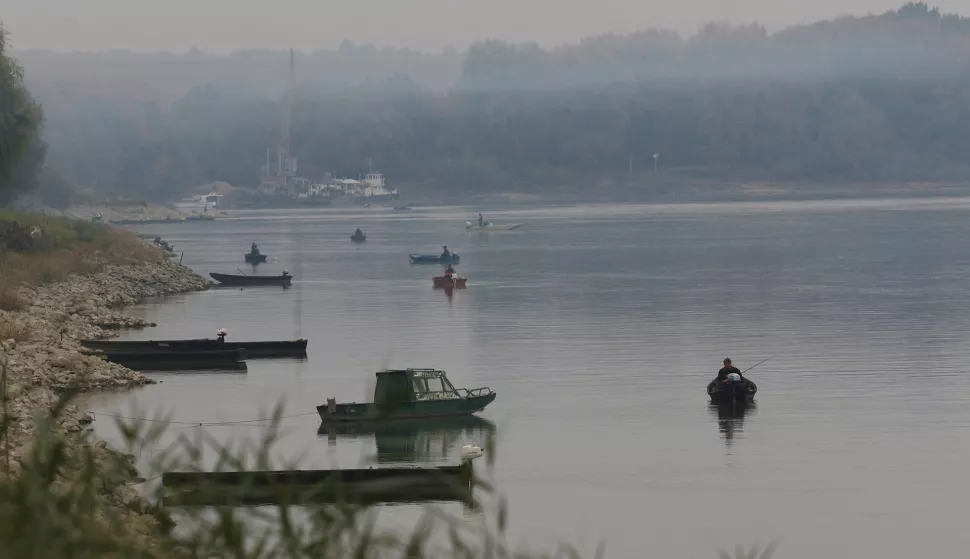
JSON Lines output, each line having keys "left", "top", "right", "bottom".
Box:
{"left": 317, "top": 368, "right": 496, "bottom": 423}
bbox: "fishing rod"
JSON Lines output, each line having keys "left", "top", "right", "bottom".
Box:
{"left": 741, "top": 356, "right": 772, "bottom": 375}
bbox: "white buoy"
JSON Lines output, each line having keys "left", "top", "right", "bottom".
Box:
{"left": 460, "top": 445, "right": 483, "bottom": 461}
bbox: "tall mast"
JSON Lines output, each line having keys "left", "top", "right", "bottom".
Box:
{"left": 280, "top": 49, "right": 295, "bottom": 177}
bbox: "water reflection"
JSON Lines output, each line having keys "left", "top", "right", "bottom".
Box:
{"left": 317, "top": 416, "right": 496, "bottom": 464}
{"left": 708, "top": 402, "right": 756, "bottom": 445}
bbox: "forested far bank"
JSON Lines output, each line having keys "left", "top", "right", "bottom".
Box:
{"left": 9, "top": 2, "right": 970, "bottom": 202}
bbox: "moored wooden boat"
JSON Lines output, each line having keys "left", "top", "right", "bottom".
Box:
{"left": 318, "top": 368, "right": 496, "bottom": 422}
{"left": 83, "top": 348, "right": 248, "bottom": 371}
{"left": 160, "top": 446, "right": 483, "bottom": 506}
{"left": 209, "top": 272, "right": 292, "bottom": 286}
{"left": 79, "top": 337, "right": 307, "bottom": 358}
{"left": 707, "top": 377, "right": 757, "bottom": 404}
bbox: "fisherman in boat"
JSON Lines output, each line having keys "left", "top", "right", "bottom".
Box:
{"left": 354, "top": 228, "right": 363, "bottom": 237}
{"left": 441, "top": 245, "right": 451, "bottom": 260}
{"left": 717, "top": 358, "right": 743, "bottom": 382}
{"left": 444, "top": 264, "right": 457, "bottom": 278}
{"left": 478, "top": 213, "right": 484, "bottom": 227}
{"left": 251, "top": 242, "right": 259, "bottom": 254}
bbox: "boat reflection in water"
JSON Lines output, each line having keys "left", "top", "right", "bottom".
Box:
{"left": 708, "top": 402, "right": 756, "bottom": 445}
{"left": 317, "top": 415, "right": 496, "bottom": 465}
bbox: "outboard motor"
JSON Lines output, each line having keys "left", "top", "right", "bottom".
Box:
{"left": 727, "top": 372, "right": 741, "bottom": 382}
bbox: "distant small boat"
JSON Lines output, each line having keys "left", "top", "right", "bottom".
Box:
{"left": 465, "top": 221, "right": 523, "bottom": 231}
{"left": 351, "top": 232, "right": 367, "bottom": 243}
{"left": 318, "top": 368, "right": 496, "bottom": 422}
{"left": 393, "top": 204, "right": 412, "bottom": 211}
{"left": 209, "top": 272, "right": 293, "bottom": 286}
{"left": 409, "top": 253, "right": 460, "bottom": 265}
{"left": 245, "top": 244, "right": 267, "bottom": 264}
{"left": 433, "top": 275, "right": 467, "bottom": 288}
{"left": 707, "top": 377, "right": 758, "bottom": 404}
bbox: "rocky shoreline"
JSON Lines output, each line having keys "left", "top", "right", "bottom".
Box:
{"left": 0, "top": 246, "right": 210, "bottom": 556}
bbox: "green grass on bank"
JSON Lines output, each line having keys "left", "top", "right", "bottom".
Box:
{"left": 0, "top": 211, "right": 162, "bottom": 311}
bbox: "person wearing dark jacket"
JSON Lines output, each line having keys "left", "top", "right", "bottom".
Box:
{"left": 717, "top": 358, "right": 743, "bottom": 381}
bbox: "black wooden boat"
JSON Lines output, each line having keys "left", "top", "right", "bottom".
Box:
{"left": 209, "top": 272, "right": 292, "bottom": 286}
{"left": 79, "top": 337, "right": 307, "bottom": 358}
{"left": 83, "top": 348, "right": 247, "bottom": 371}
{"left": 244, "top": 252, "right": 267, "bottom": 264}
{"left": 707, "top": 377, "right": 758, "bottom": 404}
{"left": 161, "top": 461, "right": 474, "bottom": 506}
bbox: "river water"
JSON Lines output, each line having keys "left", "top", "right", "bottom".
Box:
{"left": 83, "top": 198, "right": 970, "bottom": 559}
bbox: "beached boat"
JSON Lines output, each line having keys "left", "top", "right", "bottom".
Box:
{"left": 409, "top": 253, "right": 460, "bottom": 265}
{"left": 79, "top": 336, "right": 307, "bottom": 358}
{"left": 317, "top": 368, "right": 496, "bottom": 422}
{"left": 706, "top": 377, "right": 758, "bottom": 404}
{"left": 209, "top": 272, "right": 292, "bottom": 286}
{"left": 83, "top": 348, "right": 247, "bottom": 371}
{"left": 465, "top": 221, "right": 523, "bottom": 231}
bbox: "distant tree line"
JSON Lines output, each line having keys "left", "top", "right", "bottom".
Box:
{"left": 15, "top": 3, "right": 970, "bottom": 201}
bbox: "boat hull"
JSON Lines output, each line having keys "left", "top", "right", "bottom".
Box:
{"left": 409, "top": 254, "right": 460, "bottom": 265}
{"left": 351, "top": 235, "right": 366, "bottom": 243}
{"left": 433, "top": 276, "right": 467, "bottom": 288}
{"left": 244, "top": 253, "right": 267, "bottom": 263}
{"left": 707, "top": 378, "right": 757, "bottom": 404}
{"left": 79, "top": 338, "right": 307, "bottom": 358}
{"left": 465, "top": 223, "right": 523, "bottom": 231}
{"left": 83, "top": 349, "right": 247, "bottom": 371}
{"left": 317, "top": 393, "right": 496, "bottom": 423}
{"left": 209, "top": 273, "right": 292, "bottom": 286}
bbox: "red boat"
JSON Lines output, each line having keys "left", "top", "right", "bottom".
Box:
{"left": 433, "top": 275, "right": 467, "bottom": 288}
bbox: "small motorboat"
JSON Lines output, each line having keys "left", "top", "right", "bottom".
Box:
{"left": 465, "top": 221, "right": 523, "bottom": 231}
{"left": 351, "top": 231, "right": 367, "bottom": 243}
{"left": 209, "top": 271, "right": 293, "bottom": 286}
{"left": 393, "top": 204, "right": 413, "bottom": 211}
{"left": 707, "top": 376, "right": 757, "bottom": 404}
{"left": 317, "top": 368, "right": 496, "bottom": 422}
{"left": 433, "top": 274, "right": 467, "bottom": 288}
{"left": 245, "top": 243, "right": 267, "bottom": 264}
{"left": 434, "top": 265, "right": 466, "bottom": 288}
{"left": 409, "top": 253, "right": 460, "bottom": 265}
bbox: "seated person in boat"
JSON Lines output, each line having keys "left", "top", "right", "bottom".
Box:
{"left": 478, "top": 213, "right": 484, "bottom": 227}
{"left": 441, "top": 245, "right": 451, "bottom": 259}
{"left": 251, "top": 242, "right": 259, "bottom": 253}
{"left": 355, "top": 228, "right": 363, "bottom": 236}
{"left": 717, "top": 358, "right": 743, "bottom": 381}
{"left": 444, "top": 265, "right": 457, "bottom": 278}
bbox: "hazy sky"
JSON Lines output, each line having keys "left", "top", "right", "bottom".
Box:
{"left": 4, "top": 0, "right": 968, "bottom": 53}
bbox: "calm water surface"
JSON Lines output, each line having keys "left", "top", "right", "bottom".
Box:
{"left": 83, "top": 199, "right": 970, "bottom": 558}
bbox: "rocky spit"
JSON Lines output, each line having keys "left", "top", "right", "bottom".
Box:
{"left": 0, "top": 249, "right": 210, "bottom": 556}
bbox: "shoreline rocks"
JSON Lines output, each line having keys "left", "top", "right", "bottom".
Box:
{"left": 0, "top": 243, "right": 209, "bottom": 556}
